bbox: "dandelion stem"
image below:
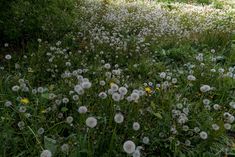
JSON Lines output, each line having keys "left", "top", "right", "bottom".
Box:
{"left": 27, "top": 126, "right": 43, "bottom": 150}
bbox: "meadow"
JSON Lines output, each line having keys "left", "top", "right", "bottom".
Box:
{"left": 1, "top": 0, "right": 235, "bottom": 156}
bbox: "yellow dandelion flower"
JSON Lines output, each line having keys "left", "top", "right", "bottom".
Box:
{"left": 145, "top": 87, "right": 152, "bottom": 94}
{"left": 156, "top": 87, "right": 160, "bottom": 91}
{"left": 20, "top": 98, "right": 29, "bottom": 105}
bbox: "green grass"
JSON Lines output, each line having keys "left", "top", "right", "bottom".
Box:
{"left": 1, "top": 0, "right": 235, "bottom": 157}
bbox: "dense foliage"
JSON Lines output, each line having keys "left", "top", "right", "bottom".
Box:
{"left": 0, "top": 0, "right": 77, "bottom": 45}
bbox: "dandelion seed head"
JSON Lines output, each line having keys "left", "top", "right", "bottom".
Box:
{"left": 143, "top": 137, "right": 150, "bottom": 144}
{"left": 4, "top": 101, "right": 12, "bottom": 107}
{"left": 114, "top": 113, "right": 124, "bottom": 123}
{"left": 12, "top": 85, "right": 20, "bottom": 92}
{"left": 224, "top": 123, "right": 231, "bottom": 130}
{"left": 78, "top": 106, "right": 88, "bottom": 114}
{"left": 86, "top": 117, "right": 97, "bottom": 128}
{"left": 200, "top": 85, "right": 211, "bottom": 93}
{"left": 199, "top": 131, "right": 208, "bottom": 140}
{"left": 40, "top": 150, "right": 52, "bottom": 157}
{"left": 112, "top": 93, "right": 121, "bottom": 102}
{"left": 123, "top": 140, "right": 136, "bottom": 154}
{"left": 5, "top": 54, "right": 12, "bottom": 60}
{"left": 81, "top": 81, "right": 92, "bottom": 89}
{"left": 66, "top": 116, "right": 73, "bottom": 124}
{"left": 133, "top": 122, "right": 140, "bottom": 131}
{"left": 37, "top": 127, "right": 45, "bottom": 135}
{"left": 212, "top": 124, "right": 220, "bottom": 131}
{"left": 99, "top": 92, "right": 107, "bottom": 99}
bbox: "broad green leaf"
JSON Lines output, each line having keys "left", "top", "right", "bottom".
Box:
{"left": 61, "top": 107, "right": 68, "bottom": 112}
{"left": 44, "top": 136, "right": 57, "bottom": 155}
{"left": 153, "top": 112, "right": 163, "bottom": 119}
{"left": 41, "top": 93, "right": 49, "bottom": 99}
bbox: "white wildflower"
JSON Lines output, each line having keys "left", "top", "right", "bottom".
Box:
{"left": 123, "top": 140, "right": 136, "bottom": 154}
{"left": 86, "top": 117, "right": 97, "bottom": 128}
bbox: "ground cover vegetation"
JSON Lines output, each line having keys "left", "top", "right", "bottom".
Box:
{"left": 1, "top": 0, "right": 235, "bottom": 156}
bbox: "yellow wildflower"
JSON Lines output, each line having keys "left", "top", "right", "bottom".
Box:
{"left": 145, "top": 87, "right": 152, "bottom": 94}
{"left": 20, "top": 98, "right": 29, "bottom": 105}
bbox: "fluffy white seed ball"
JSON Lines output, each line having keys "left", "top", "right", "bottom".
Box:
{"left": 40, "top": 150, "right": 52, "bottom": 157}
{"left": 200, "top": 85, "right": 211, "bottom": 93}
{"left": 199, "top": 131, "right": 208, "bottom": 140}
{"left": 86, "top": 117, "right": 97, "bottom": 128}
{"left": 78, "top": 106, "right": 88, "bottom": 114}
{"left": 114, "top": 113, "right": 124, "bottom": 124}
{"left": 123, "top": 140, "right": 136, "bottom": 154}
{"left": 133, "top": 122, "right": 140, "bottom": 131}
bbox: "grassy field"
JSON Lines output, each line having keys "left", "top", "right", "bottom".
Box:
{"left": 1, "top": 0, "right": 235, "bottom": 157}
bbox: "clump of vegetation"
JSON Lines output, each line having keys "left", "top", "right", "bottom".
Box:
{"left": 0, "top": 0, "right": 77, "bottom": 46}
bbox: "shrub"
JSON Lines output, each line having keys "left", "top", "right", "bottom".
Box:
{"left": 0, "top": 0, "right": 77, "bottom": 46}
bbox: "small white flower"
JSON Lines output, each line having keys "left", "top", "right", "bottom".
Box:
{"left": 111, "top": 83, "right": 119, "bottom": 92}
{"left": 159, "top": 72, "right": 166, "bottom": 79}
{"left": 218, "top": 68, "right": 225, "bottom": 73}
{"left": 132, "top": 149, "right": 141, "bottom": 157}
{"left": 130, "top": 93, "right": 139, "bottom": 101}
{"left": 182, "top": 125, "right": 189, "bottom": 131}
{"left": 72, "top": 95, "right": 79, "bottom": 101}
{"left": 62, "top": 98, "right": 69, "bottom": 104}
{"left": 4, "top": 43, "right": 9, "bottom": 47}
{"left": 112, "top": 93, "right": 121, "bottom": 102}
{"left": 224, "top": 123, "right": 231, "bottom": 130}
{"left": 81, "top": 81, "right": 92, "bottom": 89}
{"left": 123, "top": 140, "right": 136, "bottom": 154}
{"left": 5, "top": 54, "right": 12, "bottom": 60}
{"left": 119, "top": 87, "right": 128, "bottom": 95}
{"left": 200, "top": 85, "right": 211, "bottom": 93}
{"left": 114, "top": 113, "right": 124, "bottom": 123}
{"left": 203, "top": 99, "right": 210, "bottom": 105}
{"left": 66, "top": 116, "right": 73, "bottom": 124}
{"left": 176, "top": 103, "right": 183, "bottom": 109}
{"left": 187, "top": 75, "right": 196, "bottom": 81}
{"left": 228, "top": 116, "right": 235, "bottom": 123}
{"left": 99, "top": 92, "right": 107, "bottom": 99}
{"left": 86, "top": 117, "right": 97, "bottom": 128}
{"left": 133, "top": 122, "right": 140, "bottom": 131}
{"left": 213, "top": 104, "right": 220, "bottom": 110}
{"left": 74, "top": 85, "right": 84, "bottom": 95}
{"left": 12, "top": 85, "right": 20, "bottom": 92}
{"left": 37, "top": 128, "right": 45, "bottom": 135}
{"left": 4, "top": 101, "right": 12, "bottom": 107}
{"left": 212, "top": 124, "right": 220, "bottom": 131}
{"left": 78, "top": 106, "right": 87, "bottom": 114}
{"left": 172, "top": 78, "right": 177, "bottom": 84}
{"left": 194, "top": 127, "right": 200, "bottom": 133}
{"left": 104, "top": 63, "right": 111, "bottom": 69}
{"left": 99, "top": 80, "right": 106, "bottom": 86}
{"left": 19, "top": 106, "right": 27, "bottom": 113}
{"left": 61, "top": 144, "right": 69, "bottom": 153}
{"left": 210, "top": 69, "right": 216, "bottom": 73}
{"left": 40, "top": 150, "right": 52, "bottom": 157}
{"left": 142, "top": 137, "right": 149, "bottom": 144}
{"left": 199, "top": 131, "right": 208, "bottom": 140}
{"left": 229, "top": 101, "right": 235, "bottom": 109}
{"left": 37, "top": 87, "right": 44, "bottom": 93}
{"left": 17, "top": 121, "right": 25, "bottom": 129}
